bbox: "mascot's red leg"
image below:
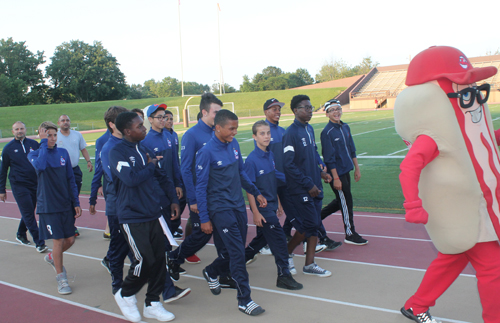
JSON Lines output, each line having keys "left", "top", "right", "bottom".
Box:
{"left": 404, "top": 252, "right": 468, "bottom": 314}
{"left": 466, "top": 241, "right": 500, "bottom": 323}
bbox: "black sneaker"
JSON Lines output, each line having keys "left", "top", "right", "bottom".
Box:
{"left": 320, "top": 236, "right": 342, "bottom": 251}
{"left": 219, "top": 275, "right": 237, "bottom": 289}
{"left": 36, "top": 244, "right": 48, "bottom": 253}
{"left": 202, "top": 268, "right": 221, "bottom": 295}
{"left": 173, "top": 231, "right": 183, "bottom": 238}
{"left": 167, "top": 259, "right": 186, "bottom": 281}
{"left": 276, "top": 274, "right": 303, "bottom": 290}
{"left": 164, "top": 286, "right": 191, "bottom": 303}
{"left": 344, "top": 233, "right": 368, "bottom": 245}
{"left": 16, "top": 235, "right": 31, "bottom": 245}
{"left": 238, "top": 301, "right": 265, "bottom": 316}
{"left": 401, "top": 307, "right": 442, "bottom": 323}
{"left": 74, "top": 228, "right": 80, "bottom": 237}
{"left": 101, "top": 256, "right": 111, "bottom": 274}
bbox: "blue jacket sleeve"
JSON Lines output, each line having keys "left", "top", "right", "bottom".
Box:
{"left": 180, "top": 132, "right": 197, "bottom": 204}
{"left": 109, "top": 148, "right": 156, "bottom": 187}
{"left": 0, "top": 147, "right": 11, "bottom": 193}
{"left": 171, "top": 146, "right": 181, "bottom": 187}
{"left": 64, "top": 149, "right": 80, "bottom": 207}
{"left": 244, "top": 158, "right": 256, "bottom": 183}
{"left": 195, "top": 149, "right": 210, "bottom": 223}
{"left": 321, "top": 129, "right": 337, "bottom": 171}
{"left": 28, "top": 139, "right": 49, "bottom": 172}
{"left": 283, "top": 133, "right": 315, "bottom": 192}
{"left": 238, "top": 149, "right": 261, "bottom": 197}
{"left": 155, "top": 150, "right": 179, "bottom": 205}
{"left": 89, "top": 145, "right": 104, "bottom": 205}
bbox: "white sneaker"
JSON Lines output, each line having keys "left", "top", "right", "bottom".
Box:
{"left": 303, "top": 262, "right": 332, "bottom": 277}
{"left": 259, "top": 245, "right": 272, "bottom": 255}
{"left": 114, "top": 289, "right": 141, "bottom": 322}
{"left": 288, "top": 255, "right": 297, "bottom": 275}
{"left": 143, "top": 301, "right": 175, "bottom": 322}
{"left": 303, "top": 242, "right": 327, "bottom": 254}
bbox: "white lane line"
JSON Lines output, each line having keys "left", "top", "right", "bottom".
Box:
{"left": 388, "top": 148, "right": 408, "bottom": 156}
{"left": 353, "top": 126, "right": 394, "bottom": 136}
{"left": 0, "top": 281, "right": 133, "bottom": 322}
{"left": 357, "top": 155, "right": 404, "bottom": 159}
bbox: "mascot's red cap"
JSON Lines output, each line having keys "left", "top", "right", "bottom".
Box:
{"left": 406, "top": 46, "right": 498, "bottom": 86}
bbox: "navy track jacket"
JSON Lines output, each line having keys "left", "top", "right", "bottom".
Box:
{"left": 283, "top": 119, "right": 326, "bottom": 198}
{"left": 109, "top": 139, "right": 176, "bottom": 224}
{"left": 89, "top": 130, "right": 110, "bottom": 205}
{"left": 28, "top": 139, "right": 79, "bottom": 213}
{"left": 100, "top": 135, "right": 122, "bottom": 216}
{"left": 321, "top": 121, "right": 356, "bottom": 177}
{"left": 0, "top": 138, "right": 39, "bottom": 192}
{"left": 195, "top": 135, "right": 261, "bottom": 224}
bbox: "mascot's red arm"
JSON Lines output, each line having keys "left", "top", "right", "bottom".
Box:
{"left": 400, "top": 135, "right": 440, "bottom": 224}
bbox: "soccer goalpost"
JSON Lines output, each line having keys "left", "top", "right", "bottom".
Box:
{"left": 186, "top": 102, "right": 235, "bottom": 123}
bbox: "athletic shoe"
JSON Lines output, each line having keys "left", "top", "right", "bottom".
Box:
{"left": 246, "top": 255, "right": 257, "bottom": 265}
{"left": 320, "top": 236, "right": 342, "bottom": 251}
{"left": 101, "top": 257, "right": 111, "bottom": 274}
{"left": 303, "top": 242, "right": 327, "bottom": 254}
{"left": 219, "top": 275, "right": 237, "bottom": 289}
{"left": 185, "top": 254, "right": 201, "bottom": 264}
{"left": 303, "top": 263, "right": 332, "bottom": 277}
{"left": 173, "top": 231, "right": 183, "bottom": 238}
{"left": 238, "top": 301, "right": 265, "bottom": 316}
{"left": 344, "top": 233, "right": 368, "bottom": 245}
{"left": 163, "top": 286, "right": 191, "bottom": 303}
{"left": 56, "top": 272, "right": 72, "bottom": 295}
{"left": 16, "top": 234, "right": 31, "bottom": 245}
{"left": 143, "top": 302, "right": 175, "bottom": 322}
{"left": 36, "top": 244, "right": 48, "bottom": 253}
{"left": 288, "top": 255, "right": 297, "bottom": 275}
{"left": 259, "top": 245, "right": 272, "bottom": 255}
{"left": 114, "top": 289, "right": 141, "bottom": 323}
{"left": 277, "top": 274, "right": 303, "bottom": 290}
{"left": 202, "top": 268, "right": 221, "bottom": 295}
{"left": 103, "top": 232, "right": 111, "bottom": 240}
{"left": 74, "top": 228, "right": 80, "bottom": 237}
{"left": 401, "top": 307, "right": 442, "bottom": 323}
{"left": 167, "top": 260, "right": 185, "bottom": 281}
{"left": 45, "top": 253, "right": 67, "bottom": 275}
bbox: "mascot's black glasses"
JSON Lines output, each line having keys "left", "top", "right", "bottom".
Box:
{"left": 447, "top": 83, "right": 490, "bottom": 109}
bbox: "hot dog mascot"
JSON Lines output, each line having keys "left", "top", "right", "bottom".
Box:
{"left": 394, "top": 46, "right": 500, "bottom": 323}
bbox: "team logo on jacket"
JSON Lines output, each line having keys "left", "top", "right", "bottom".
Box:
{"left": 259, "top": 170, "right": 264, "bottom": 175}
{"left": 60, "top": 157, "right": 66, "bottom": 166}
{"left": 175, "top": 138, "right": 178, "bottom": 145}
{"left": 217, "top": 161, "right": 222, "bottom": 166}
{"left": 303, "top": 196, "right": 308, "bottom": 202}
{"left": 14, "top": 149, "right": 18, "bottom": 153}
{"left": 154, "top": 147, "right": 159, "bottom": 152}
{"left": 301, "top": 138, "right": 307, "bottom": 146}
{"left": 233, "top": 148, "right": 239, "bottom": 159}
{"left": 167, "top": 139, "right": 172, "bottom": 148}
{"left": 129, "top": 156, "right": 136, "bottom": 166}
{"left": 29, "top": 147, "right": 34, "bottom": 152}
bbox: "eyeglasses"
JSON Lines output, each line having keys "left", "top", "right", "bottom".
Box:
{"left": 297, "top": 106, "right": 314, "bottom": 111}
{"left": 447, "top": 84, "right": 490, "bottom": 109}
{"left": 152, "top": 115, "right": 167, "bottom": 120}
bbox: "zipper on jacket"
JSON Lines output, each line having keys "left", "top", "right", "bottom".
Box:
{"left": 20, "top": 139, "right": 26, "bottom": 154}
{"left": 339, "top": 126, "right": 354, "bottom": 168}
{"left": 305, "top": 125, "right": 313, "bottom": 144}
{"left": 136, "top": 145, "right": 145, "bottom": 165}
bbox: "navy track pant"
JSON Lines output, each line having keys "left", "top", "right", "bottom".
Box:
{"left": 12, "top": 185, "right": 44, "bottom": 246}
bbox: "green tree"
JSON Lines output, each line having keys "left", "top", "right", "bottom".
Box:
{"left": 154, "top": 77, "right": 181, "bottom": 97}
{"left": 239, "top": 66, "right": 313, "bottom": 92}
{"left": 46, "top": 40, "right": 128, "bottom": 103}
{"left": 211, "top": 82, "right": 236, "bottom": 93}
{"left": 0, "top": 38, "right": 46, "bottom": 106}
{"left": 315, "top": 56, "right": 379, "bottom": 83}
{"left": 126, "top": 84, "right": 154, "bottom": 100}
{"left": 184, "top": 81, "right": 210, "bottom": 95}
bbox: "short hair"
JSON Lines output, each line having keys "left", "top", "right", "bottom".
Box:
{"left": 104, "top": 106, "right": 128, "bottom": 133}
{"left": 12, "top": 121, "right": 26, "bottom": 128}
{"left": 196, "top": 111, "right": 202, "bottom": 121}
{"left": 164, "top": 110, "right": 173, "bottom": 116}
{"left": 214, "top": 109, "right": 238, "bottom": 127}
{"left": 290, "top": 94, "right": 310, "bottom": 112}
{"left": 39, "top": 121, "right": 58, "bottom": 132}
{"left": 115, "top": 112, "right": 140, "bottom": 135}
{"left": 131, "top": 108, "right": 144, "bottom": 118}
{"left": 200, "top": 93, "right": 223, "bottom": 113}
{"left": 252, "top": 120, "right": 269, "bottom": 135}
{"left": 58, "top": 114, "right": 70, "bottom": 121}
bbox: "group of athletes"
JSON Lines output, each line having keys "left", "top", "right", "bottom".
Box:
{"left": 0, "top": 92, "right": 367, "bottom": 322}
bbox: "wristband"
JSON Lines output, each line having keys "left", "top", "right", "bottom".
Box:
{"left": 334, "top": 178, "right": 340, "bottom": 180}
{"left": 87, "top": 160, "right": 92, "bottom": 163}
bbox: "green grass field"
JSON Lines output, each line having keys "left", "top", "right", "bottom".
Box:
{"left": 2, "top": 103, "right": 500, "bottom": 215}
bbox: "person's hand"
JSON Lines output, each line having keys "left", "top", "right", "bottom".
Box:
{"left": 97, "top": 186, "right": 103, "bottom": 196}
{"left": 38, "top": 127, "right": 47, "bottom": 139}
{"left": 333, "top": 178, "right": 342, "bottom": 190}
{"left": 321, "top": 171, "right": 332, "bottom": 183}
{"left": 87, "top": 161, "right": 93, "bottom": 172}
{"left": 146, "top": 153, "right": 158, "bottom": 166}
{"left": 171, "top": 203, "right": 180, "bottom": 220}
{"left": 253, "top": 212, "right": 266, "bottom": 227}
{"left": 89, "top": 205, "right": 96, "bottom": 215}
{"left": 201, "top": 221, "right": 213, "bottom": 234}
{"left": 277, "top": 202, "right": 284, "bottom": 217}
{"left": 75, "top": 206, "right": 82, "bottom": 218}
{"left": 321, "top": 165, "right": 328, "bottom": 173}
{"left": 190, "top": 204, "right": 199, "bottom": 214}
{"left": 354, "top": 168, "right": 361, "bottom": 182}
{"left": 0, "top": 193, "right": 6, "bottom": 202}
{"left": 308, "top": 185, "right": 321, "bottom": 198}
{"left": 256, "top": 195, "right": 267, "bottom": 208}
{"left": 176, "top": 187, "right": 183, "bottom": 199}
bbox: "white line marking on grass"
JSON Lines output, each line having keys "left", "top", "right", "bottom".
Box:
{"left": 352, "top": 126, "right": 394, "bottom": 136}
{"left": 358, "top": 152, "right": 367, "bottom": 156}
{"left": 0, "top": 281, "right": 133, "bottom": 322}
{"left": 388, "top": 148, "right": 409, "bottom": 155}
{"left": 357, "top": 155, "right": 404, "bottom": 159}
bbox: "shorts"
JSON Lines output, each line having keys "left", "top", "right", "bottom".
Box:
{"left": 39, "top": 210, "right": 76, "bottom": 240}
{"left": 287, "top": 194, "right": 322, "bottom": 238}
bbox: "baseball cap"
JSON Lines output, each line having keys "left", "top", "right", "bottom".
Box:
{"left": 263, "top": 98, "right": 285, "bottom": 110}
{"left": 406, "top": 46, "right": 498, "bottom": 86}
{"left": 145, "top": 104, "right": 167, "bottom": 117}
{"left": 324, "top": 99, "right": 341, "bottom": 112}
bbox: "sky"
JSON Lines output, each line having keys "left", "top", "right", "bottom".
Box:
{"left": 2, "top": 0, "right": 499, "bottom": 90}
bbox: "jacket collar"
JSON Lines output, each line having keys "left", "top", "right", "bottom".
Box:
{"left": 198, "top": 119, "right": 214, "bottom": 133}
{"left": 253, "top": 140, "right": 269, "bottom": 158}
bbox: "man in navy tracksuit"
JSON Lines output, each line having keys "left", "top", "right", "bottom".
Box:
{"left": 167, "top": 93, "right": 222, "bottom": 277}
{"left": 29, "top": 121, "right": 82, "bottom": 295}
{"left": 243, "top": 120, "right": 303, "bottom": 290}
{"left": 110, "top": 112, "right": 174, "bottom": 322}
{"left": 0, "top": 121, "right": 47, "bottom": 252}
{"left": 284, "top": 95, "right": 332, "bottom": 277}
{"left": 320, "top": 100, "right": 367, "bottom": 245}
{"left": 197, "top": 109, "right": 266, "bottom": 316}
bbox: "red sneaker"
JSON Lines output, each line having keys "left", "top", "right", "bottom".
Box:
{"left": 185, "top": 254, "right": 201, "bottom": 264}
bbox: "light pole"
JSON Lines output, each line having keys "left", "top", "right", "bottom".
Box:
{"left": 178, "top": 0, "right": 184, "bottom": 97}
{"left": 217, "top": 3, "right": 224, "bottom": 95}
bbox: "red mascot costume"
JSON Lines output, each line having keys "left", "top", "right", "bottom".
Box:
{"left": 394, "top": 46, "right": 500, "bottom": 323}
